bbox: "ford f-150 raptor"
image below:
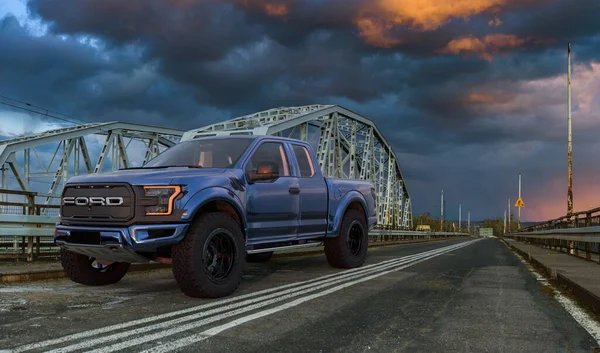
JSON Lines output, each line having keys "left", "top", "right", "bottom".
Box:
{"left": 55, "top": 135, "right": 377, "bottom": 298}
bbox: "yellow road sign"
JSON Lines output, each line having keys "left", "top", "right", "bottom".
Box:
{"left": 515, "top": 197, "right": 525, "bottom": 207}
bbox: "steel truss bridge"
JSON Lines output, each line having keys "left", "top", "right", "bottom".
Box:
{"left": 0, "top": 104, "right": 412, "bottom": 229}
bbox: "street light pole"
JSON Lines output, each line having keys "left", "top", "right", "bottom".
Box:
{"left": 567, "top": 42, "right": 573, "bottom": 216}
{"left": 508, "top": 198, "right": 511, "bottom": 233}
{"left": 467, "top": 210, "right": 470, "bottom": 234}
{"left": 518, "top": 173, "right": 522, "bottom": 230}
{"left": 459, "top": 204, "right": 462, "bottom": 232}
{"left": 440, "top": 189, "right": 444, "bottom": 231}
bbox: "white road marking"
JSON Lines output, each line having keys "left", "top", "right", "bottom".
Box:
{"left": 48, "top": 241, "right": 476, "bottom": 353}
{"left": 142, "top": 240, "right": 481, "bottom": 353}
{"left": 10, "top": 239, "right": 479, "bottom": 353}
{"left": 12, "top": 249, "right": 417, "bottom": 352}
{"left": 504, "top": 241, "right": 600, "bottom": 345}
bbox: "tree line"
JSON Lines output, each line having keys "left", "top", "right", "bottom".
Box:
{"left": 413, "top": 212, "right": 519, "bottom": 236}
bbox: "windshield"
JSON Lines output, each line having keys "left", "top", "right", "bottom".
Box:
{"left": 143, "top": 138, "right": 254, "bottom": 169}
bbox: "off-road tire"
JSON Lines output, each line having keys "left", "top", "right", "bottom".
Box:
{"left": 246, "top": 251, "right": 273, "bottom": 263}
{"left": 60, "top": 249, "right": 130, "bottom": 286}
{"left": 172, "top": 212, "right": 245, "bottom": 298}
{"left": 324, "top": 209, "right": 368, "bottom": 269}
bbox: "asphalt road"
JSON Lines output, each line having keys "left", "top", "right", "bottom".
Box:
{"left": 1, "top": 237, "right": 598, "bottom": 353}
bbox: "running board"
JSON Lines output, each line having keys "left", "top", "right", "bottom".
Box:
{"left": 247, "top": 242, "right": 323, "bottom": 254}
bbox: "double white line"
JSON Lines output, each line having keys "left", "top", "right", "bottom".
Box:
{"left": 11, "top": 239, "right": 480, "bottom": 353}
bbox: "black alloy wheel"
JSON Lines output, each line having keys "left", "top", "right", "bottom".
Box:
{"left": 203, "top": 229, "right": 236, "bottom": 283}
{"left": 347, "top": 222, "right": 364, "bottom": 256}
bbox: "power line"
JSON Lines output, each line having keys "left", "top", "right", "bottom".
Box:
{"left": 0, "top": 101, "right": 82, "bottom": 125}
{"left": 0, "top": 94, "right": 86, "bottom": 123}
{"left": 0, "top": 94, "right": 88, "bottom": 125}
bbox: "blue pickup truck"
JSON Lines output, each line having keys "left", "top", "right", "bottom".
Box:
{"left": 55, "top": 136, "right": 377, "bottom": 298}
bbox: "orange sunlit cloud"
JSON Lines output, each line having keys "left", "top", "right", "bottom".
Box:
{"left": 355, "top": 18, "right": 404, "bottom": 48}
{"left": 439, "top": 33, "right": 528, "bottom": 61}
{"left": 264, "top": 3, "right": 288, "bottom": 16}
{"left": 462, "top": 92, "right": 497, "bottom": 104}
{"left": 236, "top": 0, "right": 290, "bottom": 17}
{"left": 488, "top": 17, "right": 502, "bottom": 27}
{"left": 355, "top": 0, "right": 505, "bottom": 47}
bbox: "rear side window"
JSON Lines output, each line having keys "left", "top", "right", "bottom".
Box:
{"left": 292, "top": 145, "right": 315, "bottom": 177}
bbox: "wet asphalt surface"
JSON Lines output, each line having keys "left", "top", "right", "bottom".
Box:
{"left": 0, "top": 237, "right": 598, "bottom": 353}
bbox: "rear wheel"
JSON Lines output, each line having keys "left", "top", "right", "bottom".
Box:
{"left": 246, "top": 251, "right": 273, "bottom": 263}
{"left": 60, "top": 249, "right": 130, "bottom": 286}
{"left": 324, "top": 209, "right": 368, "bottom": 269}
{"left": 172, "top": 212, "right": 245, "bottom": 298}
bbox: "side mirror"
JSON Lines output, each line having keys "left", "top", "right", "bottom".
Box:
{"left": 248, "top": 161, "right": 279, "bottom": 183}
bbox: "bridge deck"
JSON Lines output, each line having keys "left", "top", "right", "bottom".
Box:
{"left": 1, "top": 238, "right": 598, "bottom": 352}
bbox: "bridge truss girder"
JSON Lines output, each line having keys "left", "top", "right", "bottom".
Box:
{"left": 183, "top": 105, "right": 413, "bottom": 229}
{"left": 0, "top": 122, "right": 183, "bottom": 208}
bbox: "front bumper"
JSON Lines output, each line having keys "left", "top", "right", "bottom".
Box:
{"left": 54, "top": 223, "right": 189, "bottom": 263}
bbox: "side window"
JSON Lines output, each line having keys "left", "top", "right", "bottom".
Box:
{"left": 292, "top": 145, "right": 315, "bottom": 177}
{"left": 245, "top": 142, "right": 290, "bottom": 177}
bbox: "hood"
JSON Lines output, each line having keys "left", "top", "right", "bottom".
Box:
{"left": 66, "top": 167, "right": 241, "bottom": 186}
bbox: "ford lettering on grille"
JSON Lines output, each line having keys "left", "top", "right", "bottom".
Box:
{"left": 62, "top": 196, "right": 124, "bottom": 206}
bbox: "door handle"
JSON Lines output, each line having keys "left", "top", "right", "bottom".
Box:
{"left": 289, "top": 187, "right": 300, "bottom": 194}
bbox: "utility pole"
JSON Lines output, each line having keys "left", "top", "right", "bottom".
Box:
{"left": 567, "top": 42, "right": 573, "bottom": 216}
{"left": 503, "top": 210, "right": 507, "bottom": 234}
{"left": 507, "top": 198, "right": 511, "bottom": 233}
{"left": 443, "top": 200, "right": 446, "bottom": 232}
{"left": 467, "top": 210, "right": 470, "bottom": 234}
{"left": 440, "top": 190, "right": 444, "bottom": 231}
{"left": 459, "top": 204, "right": 462, "bottom": 232}
{"left": 518, "top": 173, "right": 522, "bottom": 230}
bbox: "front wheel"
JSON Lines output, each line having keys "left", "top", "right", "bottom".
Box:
{"left": 60, "top": 249, "right": 130, "bottom": 286}
{"left": 324, "top": 209, "right": 368, "bottom": 269}
{"left": 172, "top": 212, "right": 245, "bottom": 298}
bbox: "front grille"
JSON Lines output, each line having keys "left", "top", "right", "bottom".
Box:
{"left": 61, "top": 183, "right": 135, "bottom": 225}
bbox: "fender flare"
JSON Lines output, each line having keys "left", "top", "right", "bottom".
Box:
{"left": 182, "top": 187, "right": 248, "bottom": 238}
{"left": 327, "top": 190, "right": 368, "bottom": 238}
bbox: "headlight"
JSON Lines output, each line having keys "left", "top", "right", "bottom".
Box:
{"left": 144, "top": 186, "right": 181, "bottom": 215}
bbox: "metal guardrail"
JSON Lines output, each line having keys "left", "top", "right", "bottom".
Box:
{"left": 519, "top": 206, "right": 600, "bottom": 232}
{"left": 511, "top": 205, "right": 600, "bottom": 263}
{"left": 0, "top": 215, "right": 469, "bottom": 262}
{"left": 0, "top": 189, "right": 61, "bottom": 261}
{"left": 506, "top": 228, "right": 600, "bottom": 263}
{"left": 369, "top": 230, "right": 466, "bottom": 242}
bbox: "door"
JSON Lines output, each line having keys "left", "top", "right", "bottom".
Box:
{"left": 244, "top": 141, "right": 300, "bottom": 244}
{"left": 290, "top": 144, "right": 328, "bottom": 238}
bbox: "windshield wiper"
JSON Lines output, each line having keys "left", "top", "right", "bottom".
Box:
{"left": 120, "top": 166, "right": 170, "bottom": 170}
{"left": 120, "top": 165, "right": 203, "bottom": 170}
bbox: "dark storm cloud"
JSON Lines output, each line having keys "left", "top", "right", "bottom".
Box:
{"left": 29, "top": 0, "right": 262, "bottom": 62}
{"left": 511, "top": 0, "right": 600, "bottom": 42}
{"left": 0, "top": 14, "right": 232, "bottom": 128}
{"left": 0, "top": 0, "right": 598, "bottom": 219}
{"left": 24, "top": 0, "right": 600, "bottom": 117}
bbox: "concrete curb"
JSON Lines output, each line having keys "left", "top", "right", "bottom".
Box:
{"left": 0, "top": 237, "right": 468, "bottom": 284}
{"left": 503, "top": 239, "right": 600, "bottom": 315}
{"left": 0, "top": 263, "right": 172, "bottom": 284}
